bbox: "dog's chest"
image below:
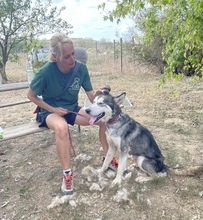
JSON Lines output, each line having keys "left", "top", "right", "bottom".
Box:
{"left": 106, "top": 126, "right": 116, "bottom": 136}
{"left": 106, "top": 127, "right": 121, "bottom": 146}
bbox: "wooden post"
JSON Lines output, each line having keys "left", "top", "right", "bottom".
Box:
{"left": 120, "top": 38, "right": 123, "bottom": 73}
{"left": 132, "top": 36, "right": 135, "bottom": 63}
{"left": 113, "top": 40, "right": 116, "bottom": 62}
{"left": 95, "top": 41, "right": 98, "bottom": 57}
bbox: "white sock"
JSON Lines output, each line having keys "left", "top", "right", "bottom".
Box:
{"left": 63, "top": 169, "right": 71, "bottom": 176}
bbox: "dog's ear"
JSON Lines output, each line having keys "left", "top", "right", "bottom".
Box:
{"left": 114, "top": 92, "right": 126, "bottom": 105}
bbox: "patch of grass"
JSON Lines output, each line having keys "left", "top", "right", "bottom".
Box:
{"left": 192, "top": 116, "right": 201, "bottom": 126}
{"left": 102, "top": 211, "right": 115, "bottom": 220}
{"left": 72, "top": 213, "right": 83, "bottom": 220}
{"left": 148, "top": 177, "right": 167, "bottom": 189}
{"left": 19, "top": 185, "right": 31, "bottom": 199}
{"left": 136, "top": 198, "right": 151, "bottom": 212}
{"left": 176, "top": 180, "right": 202, "bottom": 200}
{"left": 166, "top": 150, "right": 179, "bottom": 166}
{"left": 161, "top": 110, "right": 167, "bottom": 118}
{"left": 47, "top": 169, "right": 59, "bottom": 181}
{"left": 167, "top": 122, "right": 192, "bottom": 135}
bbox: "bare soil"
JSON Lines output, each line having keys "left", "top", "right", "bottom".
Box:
{"left": 0, "top": 61, "right": 203, "bottom": 220}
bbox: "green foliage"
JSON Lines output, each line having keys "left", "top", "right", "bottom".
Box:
{"left": 99, "top": 0, "right": 203, "bottom": 78}
{"left": 0, "top": 0, "right": 73, "bottom": 82}
{"left": 19, "top": 185, "right": 30, "bottom": 199}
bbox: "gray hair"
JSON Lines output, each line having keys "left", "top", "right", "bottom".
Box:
{"left": 49, "top": 33, "right": 73, "bottom": 62}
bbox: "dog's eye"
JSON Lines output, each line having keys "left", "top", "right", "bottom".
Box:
{"left": 98, "top": 103, "right": 105, "bottom": 106}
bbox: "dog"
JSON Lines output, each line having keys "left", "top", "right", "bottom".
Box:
{"left": 85, "top": 88, "right": 169, "bottom": 185}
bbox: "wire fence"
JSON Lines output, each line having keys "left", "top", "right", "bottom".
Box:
{"left": 30, "top": 37, "right": 160, "bottom": 77}
{"left": 72, "top": 38, "right": 135, "bottom": 73}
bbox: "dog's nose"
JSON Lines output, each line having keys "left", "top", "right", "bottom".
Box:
{"left": 85, "top": 109, "right": 90, "bottom": 114}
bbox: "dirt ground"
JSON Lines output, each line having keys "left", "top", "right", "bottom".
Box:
{"left": 0, "top": 62, "right": 203, "bottom": 220}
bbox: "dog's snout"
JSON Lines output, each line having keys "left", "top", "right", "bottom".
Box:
{"left": 85, "top": 108, "right": 90, "bottom": 114}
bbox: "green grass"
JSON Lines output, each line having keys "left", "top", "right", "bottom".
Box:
{"left": 19, "top": 185, "right": 31, "bottom": 199}
{"left": 166, "top": 150, "right": 179, "bottom": 166}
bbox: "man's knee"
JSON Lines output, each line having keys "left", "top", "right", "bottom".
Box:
{"left": 54, "top": 121, "right": 69, "bottom": 139}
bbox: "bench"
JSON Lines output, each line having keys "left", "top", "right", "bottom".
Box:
{"left": 0, "top": 122, "right": 47, "bottom": 141}
{"left": 0, "top": 121, "right": 77, "bottom": 156}
{"left": 0, "top": 121, "right": 81, "bottom": 142}
{"left": 0, "top": 99, "right": 31, "bottom": 108}
{"left": 0, "top": 81, "right": 29, "bottom": 92}
{"left": 0, "top": 81, "right": 31, "bottom": 108}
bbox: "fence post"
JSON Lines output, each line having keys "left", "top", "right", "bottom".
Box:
{"left": 120, "top": 38, "right": 123, "bottom": 73}
{"left": 131, "top": 37, "right": 136, "bottom": 64}
{"left": 95, "top": 41, "right": 98, "bottom": 57}
{"left": 113, "top": 40, "right": 116, "bottom": 62}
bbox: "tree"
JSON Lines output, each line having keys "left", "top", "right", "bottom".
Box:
{"left": 99, "top": 0, "right": 203, "bottom": 77}
{"left": 0, "top": 0, "right": 73, "bottom": 83}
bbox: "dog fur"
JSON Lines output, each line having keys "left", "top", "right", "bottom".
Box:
{"left": 86, "top": 89, "right": 169, "bottom": 185}
{"left": 86, "top": 89, "right": 203, "bottom": 185}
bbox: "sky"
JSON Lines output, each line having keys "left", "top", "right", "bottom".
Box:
{"left": 47, "top": 0, "right": 134, "bottom": 41}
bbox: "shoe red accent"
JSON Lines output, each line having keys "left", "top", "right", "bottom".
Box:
{"left": 102, "top": 157, "right": 118, "bottom": 171}
{"left": 111, "top": 158, "right": 118, "bottom": 167}
{"left": 61, "top": 173, "right": 74, "bottom": 196}
{"left": 64, "top": 174, "right": 73, "bottom": 190}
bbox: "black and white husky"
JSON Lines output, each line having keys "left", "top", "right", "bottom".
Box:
{"left": 85, "top": 88, "right": 168, "bottom": 185}
{"left": 85, "top": 89, "right": 203, "bottom": 186}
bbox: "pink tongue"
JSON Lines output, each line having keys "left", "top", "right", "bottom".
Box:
{"left": 89, "top": 116, "right": 97, "bottom": 125}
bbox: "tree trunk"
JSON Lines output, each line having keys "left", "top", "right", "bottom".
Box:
{"left": 0, "top": 54, "right": 9, "bottom": 83}
{"left": 0, "top": 66, "right": 8, "bottom": 83}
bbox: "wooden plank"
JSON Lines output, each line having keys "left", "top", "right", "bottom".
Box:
{"left": 0, "top": 122, "right": 48, "bottom": 141}
{"left": 0, "top": 99, "right": 31, "bottom": 108}
{"left": 0, "top": 122, "right": 80, "bottom": 142}
{"left": 0, "top": 82, "right": 29, "bottom": 92}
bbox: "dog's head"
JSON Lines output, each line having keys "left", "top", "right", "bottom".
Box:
{"left": 86, "top": 89, "right": 126, "bottom": 125}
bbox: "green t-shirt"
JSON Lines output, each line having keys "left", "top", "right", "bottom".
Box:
{"left": 30, "top": 61, "right": 93, "bottom": 113}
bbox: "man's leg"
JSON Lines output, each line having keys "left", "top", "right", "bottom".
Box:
{"left": 46, "top": 113, "right": 73, "bottom": 195}
{"left": 46, "top": 114, "right": 71, "bottom": 169}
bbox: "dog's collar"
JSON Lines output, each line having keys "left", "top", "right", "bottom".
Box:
{"left": 107, "top": 114, "right": 121, "bottom": 125}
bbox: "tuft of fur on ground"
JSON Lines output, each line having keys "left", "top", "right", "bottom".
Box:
{"left": 170, "top": 165, "right": 203, "bottom": 176}
{"left": 47, "top": 162, "right": 136, "bottom": 209}
{"left": 47, "top": 194, "right": 77, "bottom": 209}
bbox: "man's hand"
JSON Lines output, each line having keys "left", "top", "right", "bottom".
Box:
{"left": 94, "top": 85, "right": 111, "bottom": 97}
{"left": 53, "top": 107, "right": 68, "bottom": 116}
{"left": 101, "top": 85, "right": 111, "bottom": 92}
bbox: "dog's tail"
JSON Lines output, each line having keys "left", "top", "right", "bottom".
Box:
{"left": 169, "top": 165, "right": 203, "bottom": 176}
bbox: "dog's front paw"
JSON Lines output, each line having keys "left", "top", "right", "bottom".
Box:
{"left": 97, "top": 168, "right": 106, "bottom": 175}
{"left": 111, "top": 177, "right": 122, "bottom": 187}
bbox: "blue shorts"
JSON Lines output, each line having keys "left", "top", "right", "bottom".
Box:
{"left": 38, "top": 106, "right": 81, "bottom": 127}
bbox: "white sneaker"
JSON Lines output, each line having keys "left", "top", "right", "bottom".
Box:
{"left": 61, "top": 172, "right": 74, "bottom": 196}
